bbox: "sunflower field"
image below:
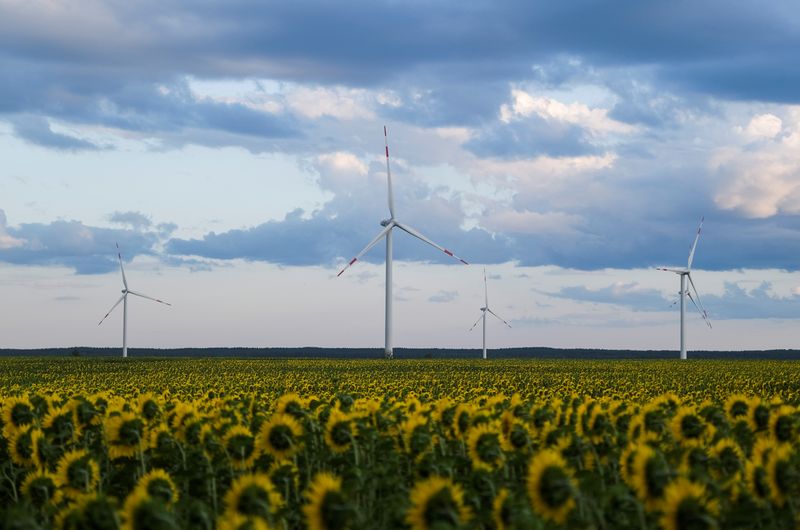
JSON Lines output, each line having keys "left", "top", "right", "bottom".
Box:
{"left": 1, "top": 357, "right": 799, "bottom": 530}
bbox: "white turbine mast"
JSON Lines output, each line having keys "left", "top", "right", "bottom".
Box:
{"left": 657, "top": 217, "right": 712, "bottom": 359}
{"left": 468, "top": 267, "right": 511, "bottom": 359}
{"left": 98, "top": 243, "right": 171, "bottom": 358}
{"left": 337, "top": 126, "right": 469, "bottom": 359}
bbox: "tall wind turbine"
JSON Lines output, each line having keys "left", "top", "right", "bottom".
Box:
{"left": 657, "top": 217, "right": 712, "bottom": 359}
{"left": 337, "top": 126, "right": 469, "bottom": 359}
{"left": 98, "top": 243, "right": 171, "bottom": 358}
{"left": 469, "top": 267, "right": 511, "bottom": 359}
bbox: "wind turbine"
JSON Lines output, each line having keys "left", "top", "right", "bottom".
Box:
{"left": 337, "top": 126, "right": 469, "bottom": 359}
{"left": 98, "top": 243, "right": 171, "bottom": 358}
{"left": 469, "top": 267, "right": 511, "bottom": 359}
{"left": 657, "top": 217, "right": 712, "bottom": 359}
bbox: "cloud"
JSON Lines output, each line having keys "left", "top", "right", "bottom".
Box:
{"left": 712, "top": 110, "right": 800, "bottom": 218}
{"left": 428, "top": 290, "right": 458, "bottom": 303}
{"left": 0, "top": 211, "right": 167, "bottom": 273}
{"left": 547, "top": 280, "right": 800, "bottom": 320}
{"left": 0, "top": 210, "right": 25, "bottom": 249}
{"left": 10, "top": 115, "right": 100, "bottom": 151}
{"left": 109, "top": 211, "right": 152, "bottom": 229}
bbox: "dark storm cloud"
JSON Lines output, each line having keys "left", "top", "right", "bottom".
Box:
{"left": 10, "top": 115, "right": 100, "bottom": 151}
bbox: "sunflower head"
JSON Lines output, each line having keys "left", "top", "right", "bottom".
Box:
{"left": 467, "top": 423, "right": 504, "bottom": 472}
{"left": 745, "top": 461, "right": 771, "bottom": 503}
{"left": 302, "top": 472, "right": 353, "bottom": 530}
{"left": 406, "top": 476, "right": 471, "bottom": 530}
{"left": 503, "top": 421, "right": 533, "bottom": 453}
{"left": 55, "top": 494, "right": 119, "bottom": 530}
{"left": 526, "top": 449, "right": 576, "bottom": 524}
{"left": 224, "top": 473, "right": 283, "bottom": 522}
{"left": 135, "top": 469, "right": 180, "bottom": 505}
{"left": 630, "top": 444, "right": 672, "bottom": 509}
{"left": 257, "top": 413, "right": 303, "bottom": 460}
{"left": 492, "top": 489, "right": 514, "bottom": 530}
{"left": 122, "top": 488, "right": 180, "bottom": 530}
{"left": 276, "top": 393, "right": 307, "bottom": 419}
{"left": 710, "top": 438, "right": 743, "bottom": 481}
{"left": 43, "top": 404, "right": 78, "bottom": 444}
{"left": 671, "top": 406, "right": 708, "bottom": 446}
{"left": 768, "top": 405, "right": 797, "bottom": 444}
{"left": 105, "top": 411, "right": 146, "bottom": 460}
{"left": 767, "top": 444, "right": 799, "bottom": 506}
{"left": 9, "top": 426, "right": 38, "bottom": 468}
{"left": 659, "top": 478, "right": 718, "bottom": 530}
{"left": 224, "top": 425, "right": 259, "bottom": 469}
{"left": 55, "top": 449, "right": 100, "bottom": 498}
{"left": 725, "top": 394, "right": 750, "bottom": 421}
{"left": 324, "top": 408, "right": 353, "bottom": 454}
{"left": 22, "top": 470, "right": 62, "bottom": 507}
{"left": 137, "top": 393, "right": 162, "bottom": 422}
{"left": 401, "top": 413, "right": 431, "bottom": 460}
{"left": 2, "top": 395, "right": 35, "bottom": 435}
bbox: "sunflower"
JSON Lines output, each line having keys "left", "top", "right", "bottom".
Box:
{"left": 710, "top": 438, "right": 743, "bottom": 482}
{"left": 467, "top": 422, "right": 504, "bottom": 471}
{"left": 502, "top": 420, "right": 533, "bottom": 453}
{"left": 630, "top": 444, "right": 672, "bottom": 509}
{"left": 1, "top": 395, "right": 35, "bottom": 438}
{"left": 451, "top": 403, "right": 476, "bottom": 440}
{"left": 526, "top": 449, "right": 576, "bottom": 524}
{"left": 21, "top": 469, "right": 62, "bottom": 507}
{"left": 121, "top": 487, "right": 179, "bottom": 530}
{"left": 659, "top": 478, "right": 718, "bottom": 530}
{"left": 149, "top": 424, "right": 176, "bottom": 453}
{"left": 745, "top": 461, "right": 771, "bottom": 504}
{"left": 137, "top": 393, "right": 162, "bottom": 422}
{"left": 303, "top": 472, "right": 353, "bottom": 530}
{"left": 768, "top": 405, "right": 797, "bottom": 444}
{"left": 133, "top": 469, "right": 180, "bottom": 505}
{"left": 9, "top": 426, "right": 37, "bottom": 467}
{"left": 767, "top": 443, "right": 798, "bottom": 506}
{"left": 55, "top": 449, "right": 100, "bottom": 499}
{"left": 670, "top": 406, "right": 707, "bottom": 446}
{"left": 401, "top": 413, "right": 431, "bottom": 461}
{"left": 105, "top": 411, "right": 146, "bottom": 460}
{"left": 406, "top": 476, "right": 471, "bottom": 530}
{"left": 275, "top": 393, "right": 307, "bottom": 419}
{"left": 747, "top": 398, "right": 771, "bottom": 433}
{"left": 324, "top": 408, "right": 353, "bottom": 454}
{"left": 619, "top": 444, "right": 638, "bottom": 487}
{"left": 43, "top": 404, "right": 79, "bottom": 444}
{"left": 751, "top": 437, "right": 775, "bottom": 466}
{"left": 725, "top": 394, "right": 750, "bottom": 422}
{"left": 492, "top": 488, "right": 513, "bottom": 530}
{"left": 53, "top": 494, "right": 119, "bottom": 530}
{"left": 257, "top": 413, "right": 304, "bottom": 460}
{"left": 224, "top": 473, "right": 283, "bottom": 522}
{"left": 224, "top": 425, "right": 259, "bottom": 469}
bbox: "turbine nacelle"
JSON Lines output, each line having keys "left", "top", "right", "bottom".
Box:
{"left": 380, "top": 218, "right": 394, "bottom": 227}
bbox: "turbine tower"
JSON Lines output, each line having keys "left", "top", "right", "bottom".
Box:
{"left": 337, "top": 126, "right": 469, "bottom": 359}
{"left": 657, "top": 217, "right": 712, "bottom": 359}
{"left": 98, "top": 243, "right": 171, "bottom": 358}
{"left": 469, "top": 267, "right": 511, "bottom": 359}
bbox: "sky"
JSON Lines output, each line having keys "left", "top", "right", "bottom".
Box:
{"left": 1, "top": 0, "right": 799, "bottom": 351}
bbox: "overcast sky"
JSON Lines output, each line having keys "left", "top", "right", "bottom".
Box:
{"left": 1, "top": 0, "right": 799, "bottom": 351}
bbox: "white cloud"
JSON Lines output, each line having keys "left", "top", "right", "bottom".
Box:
{"left": 712, "top": 111, "right": 800, "bottom": 218}
{"left": 315, "top": 151, "right": 368, "bottom": 191}
{"left": 499, "top": 89, "right": 635, "bottom": 135}
{"left": 740, "top": 113, "right": 783, "bottom": 139}
{"left": 285, "top": 86, "right": 375, "bottom": 120}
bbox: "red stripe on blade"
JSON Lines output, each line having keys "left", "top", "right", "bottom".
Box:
{"left": 385, "top": 146, "right": 389, "bottom": 157}
{"left": 349, "top": 258, "right": 357, "bottom": 265}
{"left": 460, "top": 259, "right": 468, "bottom": 265}
{"left": 444, "top": 249, "right": 453, "bottom": 256}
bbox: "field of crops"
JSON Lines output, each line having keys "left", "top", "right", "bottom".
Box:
{"left": 1, "top": 357, "right": 799, "bottom": 529}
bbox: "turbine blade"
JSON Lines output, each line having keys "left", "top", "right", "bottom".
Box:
{"left": 468, "top": 313, "right": 483, "bottom": 332}
{"left": 384, "top": 126, "right": 396, "bottom": 219}
{"left": 687, "top": 216, "right": 704, "bottom": 270}
{"left": 98, "top": 295, "right": 125, "bottom": 326}
{"left": 394, "top": 221, "right": 469, "bottom": 265}
{"left": 484, "top": 267, "right": 488, "bottom": 307}
{"left": 487, "top": 308, "right": 512, "bottom": 328}
{"left": 657, "top": 267, "right": 686, "bottom": 274}
{"left": 336, "top": 224, "right": 392, "bottom": 277}
{"left": 128, "top": 290, "right": 171, "bottom": 306}
{"left": 686, "top": 274, "right": 712, "bottom": 328}
{"left": 116, "top": 243, "right": 128, "bottom": 289}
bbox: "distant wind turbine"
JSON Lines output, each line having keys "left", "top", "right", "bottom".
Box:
{"left": 657, "top": 217, "right": 712, "bottom": 359}
{"left": 98, "top": 243, "right": 171, "bottom": 358}
{"left": 337, "top": 127, "right": 469, "bottom": 359}
{"left": 469, "top": 267, "right": 511, "bottom": 359}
